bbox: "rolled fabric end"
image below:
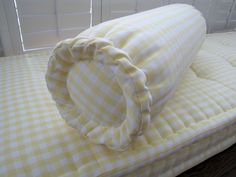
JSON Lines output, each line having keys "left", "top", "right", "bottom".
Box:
{"left": 46, "top": 37, "right": 152, "bottom": 151}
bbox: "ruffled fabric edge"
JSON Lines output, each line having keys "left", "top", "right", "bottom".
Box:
{"left": 46, "top": 37, "right": 152, "bottom": 151}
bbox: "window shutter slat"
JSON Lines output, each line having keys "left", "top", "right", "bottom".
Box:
{"left": 57, "top": 13, "right": 91, "bottom": 29}
{"left": 20, "top": 15, "right": 57, "bottom": 34}
{"left": 23, "top": 31, "right": 58, "bottom": 49}
{"left": 15, "top": 0, "right": 91, "bottom": 51}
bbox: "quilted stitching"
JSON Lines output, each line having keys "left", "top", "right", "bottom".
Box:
{"left": 0, "top": 30, "right": 236, "bottom": 177}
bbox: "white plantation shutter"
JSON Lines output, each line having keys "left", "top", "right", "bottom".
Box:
{"left": 15, "top": 0, "right": 91, "bottom": 51}
{"left": 208, "top": 0, "right": 235, "bottom": 32}
{"left": 137, "top": 0, "right": 198, "bottom": 13}
{"left": 227, "top": 0, "right": 236, "bottom": 29}
{"left": 57, "top": 0, "right": 91, "bottom": 40}
{"left": 168, "top": 0, "right": 194, "bottom": 4}
{"left": 101, "top": 0, "right": 137, "bottom": 21}
{"left": 3, "top": 0, "right": 236, "bottom": 55}
{"left": 136, "top": 0, "right": 169, "bottom": 12}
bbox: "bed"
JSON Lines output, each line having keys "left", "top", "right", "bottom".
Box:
{"left": 0, "top": 30, "right": 235, "bottom": 176}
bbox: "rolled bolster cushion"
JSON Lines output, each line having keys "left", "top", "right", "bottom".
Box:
{"left": 46, "top": 4, "right": 206, "bottom": 151}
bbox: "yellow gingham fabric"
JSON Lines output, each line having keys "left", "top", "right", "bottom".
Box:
{"left": 46, "top": 4, "right": 206, "bottom": 150}
{"left": 0, "top": 32, "right": 236, "bottom": 177}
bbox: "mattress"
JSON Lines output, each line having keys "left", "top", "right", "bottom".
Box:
{"left": 0, "top": 32, "right": 236, "bottom": 177}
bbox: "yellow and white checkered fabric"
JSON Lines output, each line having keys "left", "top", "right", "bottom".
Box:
{"left": 1, "top": 33, "right": 236, "bottom": 177}
{"left": 46, "top": 4, "right": 206, "bottom": 150}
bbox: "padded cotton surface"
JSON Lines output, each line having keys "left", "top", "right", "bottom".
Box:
{"left": 1, "top": 32, "right": 236, "bottom": 177}
{"left": 46, "top": 4, "right": 206, "bottom": 150}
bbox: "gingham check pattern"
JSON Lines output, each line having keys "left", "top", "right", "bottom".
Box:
{"left": 46, "top": 4, "right": 206, "bottom": 150}
{"left": 0, "top": 33, "right": 236, "bottom": 177}
{"left": 67, "top": 62, "right": 126, "bottom": 127}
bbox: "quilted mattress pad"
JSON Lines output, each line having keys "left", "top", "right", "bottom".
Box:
{"left": 0, "top": 32, "right": 236, "bottom": 176}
